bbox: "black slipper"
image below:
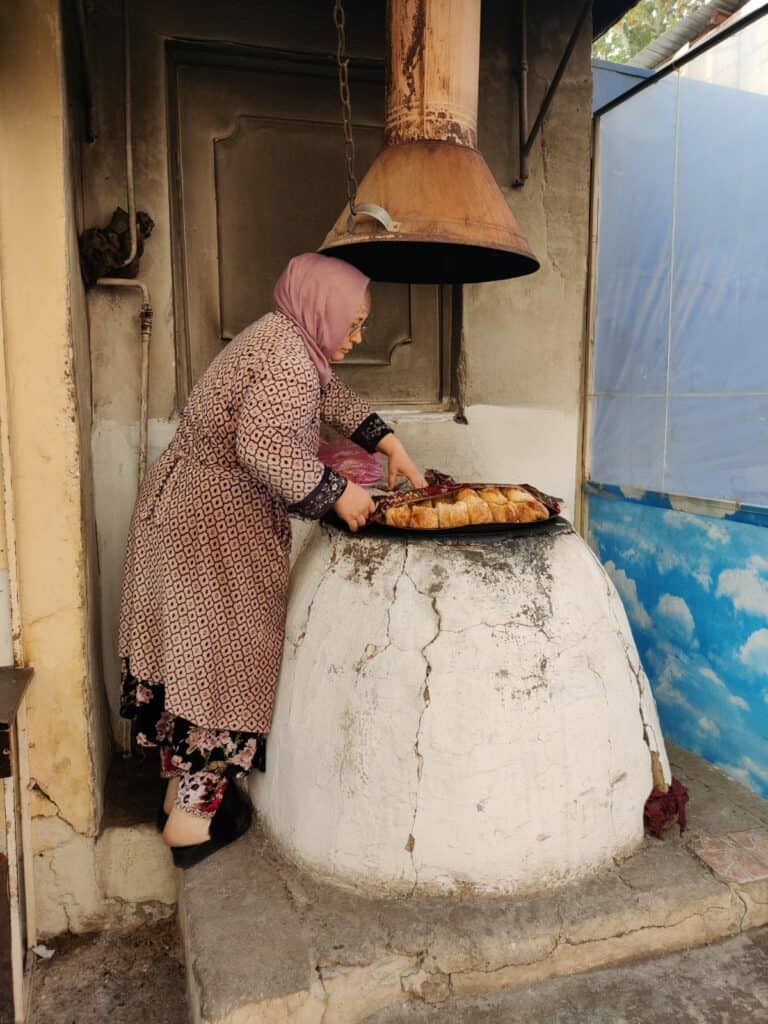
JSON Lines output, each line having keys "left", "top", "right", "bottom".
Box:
{"left": 171, "top": 783, "right": 253, "bottom": 870}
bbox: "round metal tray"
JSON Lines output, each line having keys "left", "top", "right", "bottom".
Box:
{"left": 321, "top": 510, "right": 572, "bottom": 542}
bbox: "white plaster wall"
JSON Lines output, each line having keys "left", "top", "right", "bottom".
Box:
{"left": 389, "top": 404, "right": 578, "bottom": 518}
{"left": 255, "top": 526, "right": 669, "bottom": 896}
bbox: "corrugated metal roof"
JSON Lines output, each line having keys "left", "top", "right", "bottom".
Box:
{"left": 630, "top": 0, "right": 749, "bottom": 67}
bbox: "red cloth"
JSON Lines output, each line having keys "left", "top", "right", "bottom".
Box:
{"left": 644, "top": 777, "right": 689, "bottom": 838}
{"left": 317, "top": 434, "right": 384, "bottom": 486}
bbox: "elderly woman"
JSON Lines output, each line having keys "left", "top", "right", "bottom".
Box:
{"left": 119, "top": 253, "right": 425, "bottom": 867}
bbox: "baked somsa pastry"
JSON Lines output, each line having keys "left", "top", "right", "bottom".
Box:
{"left": 513, "top": 499, "right": 549, "bottom": 523}
{"left": 502, "top": 486, "right": 534, "bottom": 503}
{"left": 374, "top": 478, "right": 554, "bottom": 532}
{"left": 384, "top": 505, "right": 412, "bottom": 528}
{"left": 503, "top": 503, "right": 520, "bottom": 523}
{"left": 478, "top": 487, "right": 506, "bottom": 505}
{"left": 437, "top": 500, "right": 469, "bottom": 528}
{"left": 411, "top": 504, "right": 439, "bottom": 529}
{"left": 468, "top": 500, "right": 493, "bottom": 524}
{"left": 489, "top": 502, "right": 508, "bottom": 523}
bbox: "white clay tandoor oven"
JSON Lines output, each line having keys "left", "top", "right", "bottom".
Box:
{"left": 253, "top": 519, "right": 671, "bottom": 897}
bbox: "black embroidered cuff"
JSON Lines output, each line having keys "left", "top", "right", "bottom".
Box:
{"left": 350, "top": 413, "right": 394, "bottom": 453}
{"left": 289, "top": 466, "right": 348, "bottom": 519}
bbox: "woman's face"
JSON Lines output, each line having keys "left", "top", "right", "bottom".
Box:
{"left": 331, "top": 290, "right": 371, "bottom": 362}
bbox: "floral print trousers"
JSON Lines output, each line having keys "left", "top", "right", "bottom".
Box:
{"left": 120, "top": 661, "right": 266, "bottom": 818}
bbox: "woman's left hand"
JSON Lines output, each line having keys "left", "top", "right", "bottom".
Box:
{"left": 377, "top": 434, "right": 427, "bottom": 490}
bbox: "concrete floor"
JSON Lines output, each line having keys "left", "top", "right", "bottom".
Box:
{"left": 19, "top": 745, "right": 768, "bottom": 1023}
{"left": 178, "top": 745, "right": 768, "bottom": 1022}
{"left": 368, "top": 927, "right": 768, "bottom": 1023}
{"left": 26, "top": 918, "right": 187, "bottom": 1024}
{"left": 21, "top": 921, "right": 768, "bottom": 1023}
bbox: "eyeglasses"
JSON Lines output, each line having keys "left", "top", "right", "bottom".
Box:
{"left": 350, "top": 317, "right": 369, "bottom": 336}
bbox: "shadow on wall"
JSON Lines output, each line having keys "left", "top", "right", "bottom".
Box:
{"left": 588, "top": 491, "right": 768, "bottom": 798}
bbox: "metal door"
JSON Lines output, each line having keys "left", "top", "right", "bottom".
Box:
{"left": 168, "top": 44, "right": 449, "bottom": 408}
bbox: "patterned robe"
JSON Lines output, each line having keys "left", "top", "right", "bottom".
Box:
{"left": 118, "top": 312, "right": 391, "bottom": 733}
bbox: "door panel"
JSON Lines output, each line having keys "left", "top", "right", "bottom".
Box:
{"left": 170, "top": 47, "right": 444, "bottom": 406}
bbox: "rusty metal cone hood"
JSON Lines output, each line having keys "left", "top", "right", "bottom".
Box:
{"left": 320, "top": 140, "right": 539, "bottom": 284}
{"left": 320, "top": 0, "right": 539, "bottom": 284}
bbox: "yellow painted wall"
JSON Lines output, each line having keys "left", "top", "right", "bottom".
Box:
{"left": 0, "top": 0, "right": 108, "bottom": 845}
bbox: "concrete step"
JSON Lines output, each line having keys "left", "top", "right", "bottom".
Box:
{"left": 366, "top": 927, "right": 768, "bottom": 1023}
{"left": 33, "top": 751, "right": 176, "bottom": 935}
{"left": 178, "top": 745, "right": 768, "bottom": 1023}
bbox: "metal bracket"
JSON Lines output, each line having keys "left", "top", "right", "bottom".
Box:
{"left": 346, "top": 203, "right": 399, "bottom": 234}
{"left": 513, "top": 0, "right": 591, "bottom": 187}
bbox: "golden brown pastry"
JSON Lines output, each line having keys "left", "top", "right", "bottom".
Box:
{"left": 468, "top": 500, "right": 493, "bottom": 525}
{"left": 502, "top": 486, "right": 533, "bottom": 503}
{"left": 411, "top": 504, "right": 439, "bottom": 529}
{"left": 489, "top": 503, "right": 508, "bottom": 523}
{"left": 385, "top": 505, "right": 412, "bottom": 528}
{"left": 504, "top": 503, "right": 521, "bottom": 523}
{"left": 478, "top": 487, "right": 506, "bottom": 505}
{"left": 513, "top": 499, "right": 549, "bottom": 523}
{"left": 457, "top": 487, "right": 482, "bottom": 504}
{"left": 437, "top": 500, "right": 470, "bottom": 528}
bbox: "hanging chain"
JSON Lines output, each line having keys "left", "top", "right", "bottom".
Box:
{"left": 333, "top": 0, "right": 359, "bottom": 214}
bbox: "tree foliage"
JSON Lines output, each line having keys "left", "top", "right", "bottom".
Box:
{"left": 593, "top": 0, "right": 704, "bottom": 64}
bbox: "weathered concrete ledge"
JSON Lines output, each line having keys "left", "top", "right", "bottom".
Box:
{"left": 179, "top": 746, "right": 768, "bottom": 1023}
{"left": 32, "top": 751, "right": 176, "bottom": 935}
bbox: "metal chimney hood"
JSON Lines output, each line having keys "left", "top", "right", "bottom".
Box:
{"left": 319, "top": 0, "right": 539, "bottom": 284}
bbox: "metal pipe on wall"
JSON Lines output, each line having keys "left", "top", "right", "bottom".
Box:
{"left": 513, "top": 0, "right": 591, "bottom": 187}
{"left": 515, "top": 0, "right": 529, "bottom": 186}
{"left": 119, "top": 0, "right": 137, "bottom": 268}
{"left": 95, "top": 279, "right": 153, "bottom": 485}
{"left": 94, "top": 0, "right": 151, "bottom": 489}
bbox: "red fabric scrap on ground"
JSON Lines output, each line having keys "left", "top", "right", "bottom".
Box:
{"left": 644, "top": 777, "right": 689, "bottom": 838}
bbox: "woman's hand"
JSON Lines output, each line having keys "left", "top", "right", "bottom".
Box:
{"left": 377, "top": 434, "right": 427, "bottom": 490}
{"left": 334, "top": 481, "right": 376, "bottom": 533}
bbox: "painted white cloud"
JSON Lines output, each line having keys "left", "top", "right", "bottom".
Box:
{"left": 742, "top": 757, "right": 768, "bottom": 786}
{"left": 655, "top": 666, "right": 721, "bottom": 739}
{"left": 715, "top": 762, "right": 753, "bottom": 788}
{"left": 604, "top": 561, "right": 652, "bottom": 630}
{"left": 697, "top": 716, "right": 721, "bottom": 736}
{"left": 729, "top": 695, "right": 750, "bottom": 711}
{"left": 656, "top": 546, "right": 712, "bottom": 590}
{"left": 662, "top": 510, "right": 728, "bottom": 544}
{"left": 699, "top": 666, "right": 727, "bottom": 690}
{"left": 716, "top": 565, "right": 768, "bottom": 618}
{"left": 591, "top": 518, "right": 656, "bottom": 554}
{"left": 698, "top": 666, "right": 749, "bottom": 710}
{"left": 656, "top": 594, "right": 696, "bottom": 641}
{"left": 739, "top": 629, "right": 768, "bottom": 670}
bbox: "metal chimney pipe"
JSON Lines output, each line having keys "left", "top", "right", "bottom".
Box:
{"left": 385, "top": 0, "right": 480, "bottom": 148}
{"left": 320, "top": 0, "right": 539, "bottom": 284}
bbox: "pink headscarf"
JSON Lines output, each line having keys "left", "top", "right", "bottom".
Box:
{"left": 273, "top": 253, "right": 370, "bottom": 387}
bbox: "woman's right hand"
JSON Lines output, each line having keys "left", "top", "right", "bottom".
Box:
{"left": 334, "top": 481, "right": 376, "bottom": 533}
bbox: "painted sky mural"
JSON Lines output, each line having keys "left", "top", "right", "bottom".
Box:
{"left": 588, "top": 492, "right": 768, "bottom": 798}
